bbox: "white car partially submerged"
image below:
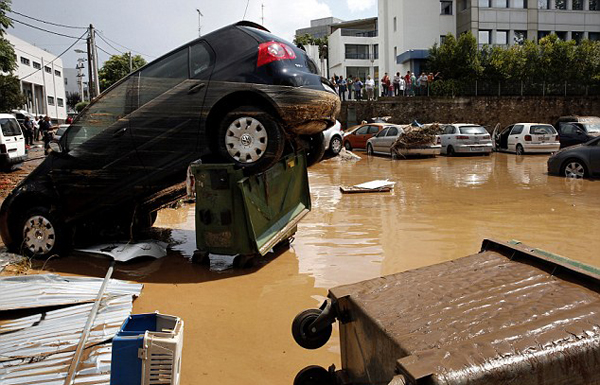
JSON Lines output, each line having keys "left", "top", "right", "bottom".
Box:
{"left": 323, "top": 120, "right": 343, "bottom": 155}
{"left": 440, "top": 123, "right": 492, "bottom": 155}
{"left": 493, "top": 123, "right": 560, "bottom": 155}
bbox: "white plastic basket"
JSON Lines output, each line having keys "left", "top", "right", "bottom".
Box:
{"left": 137, "top": 314, "right": 184, "bottom": 385}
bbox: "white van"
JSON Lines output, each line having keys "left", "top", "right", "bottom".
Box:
{"left": 0, "top": 113, "right": 27, "bottom": 169}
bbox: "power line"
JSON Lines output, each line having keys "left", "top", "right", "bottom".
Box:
{"left": 96, "top": 33, "right": 125, "bottom": 55}
{"left": 96, "top": 31, "right": 155, "bottom": 59}
{"left": 8, "top": 16, "right": 81, "bottom": 39}
{"left": 95, "top": 44, "right": 116, "bottom": 57}
{"left": 19, "top": 30, "right": 88, "bottom": 81}
{"left": 243, "top": 0, "right": 250, "bottom": 19}
{"left": 9, "top": 9, "right": 87, "bottom": 30}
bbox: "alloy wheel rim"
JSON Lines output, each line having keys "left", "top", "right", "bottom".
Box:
{"left": 23, "top": 215, "right": 56, "bottom": 254}
{"left": 565, "top": 162, "right": 584, "bottom": 178}
{"left": 331, "top": 138, "right": 342, "bottom": 153}
{"left": 225, "top": 117, "right": 268, "bottom": 163}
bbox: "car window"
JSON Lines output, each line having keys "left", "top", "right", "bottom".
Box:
{"left": 582, "top": 123, "right": 600, "bottom": 134}
{"left": 459, "top": 126, "right": 487, "bottom": 134}
{"left": 368, "top": 126, "right": 380, "bottom": 134}
{"left": 443, "top": 126, "right": 455, "bottom": 134}
{"left": 376, "top": 128, "right": 389, "bottom": 138}
{"left": 530, "top": 125, "right": 556, "bottom": 135}
{"left": 355, "top": 126, "right": 369, "bottom": 135}
{"left": 190, "top": 42, "right": 212, "bottom": 78}
{"left": 0, "top": 118, "right": 22, "bottom": 136}
{"left": 510, "top": 125, "right": 524, "bottom": 135}
{"left": 560, "top": 124, "right": 576, "bottom": 135}
{"left": 138, "top": 47, "right": 189, "bottom": 107}
{"left": 387, "top": 127, "right": 399, "bottom": 136}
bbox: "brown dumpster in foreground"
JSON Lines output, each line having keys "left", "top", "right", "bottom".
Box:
{"left": 292, "top": 239, "right": 600, "bottom": 385}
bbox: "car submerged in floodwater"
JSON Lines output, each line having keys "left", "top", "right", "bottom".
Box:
{"left": 0, "top": 21, "right": 340, "bottom": 257}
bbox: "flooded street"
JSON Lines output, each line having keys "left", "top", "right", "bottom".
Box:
{"left": 37, "top": 152, "right": 599, "bottom": 385}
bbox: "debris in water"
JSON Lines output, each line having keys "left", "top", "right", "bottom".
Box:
{"left": 340, "top": 180, "right": 395, "bottom": 194}
{"left": 75, "top": 240, "right": 168, "bottom": 262}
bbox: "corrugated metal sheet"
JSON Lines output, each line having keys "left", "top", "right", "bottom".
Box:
{"left": 0, "top": 274, "right": 143, "bottom": 311}
{"left": 0, "top": 343, "right": 112, "bottom": 385}
{"left": 0, "top": 295, "right": 133, "bottom": 363}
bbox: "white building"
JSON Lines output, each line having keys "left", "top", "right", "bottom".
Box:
{"left": 6, "top": 33, "right": 67, "bottom": 122}
{"left": 379, "top": 0, "right": 600, "bottom": 77}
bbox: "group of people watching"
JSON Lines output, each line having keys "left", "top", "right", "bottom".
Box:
{"left": 19, "top": 116, "right": 52, "bottom": 147}
{"left": 331, "top": 71, "right": 439, "bottom": 101}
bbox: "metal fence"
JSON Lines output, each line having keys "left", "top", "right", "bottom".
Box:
{"left": 429, "top": 80, "right": 600, "bottom": 97}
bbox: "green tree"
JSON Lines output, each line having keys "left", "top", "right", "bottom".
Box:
{"left": 98, "top": 52, "right": 146, "bottom": 91}
{"left": 75, "top": 101, "right": 89, "bottom": 112}
{"left": 571, "top": 39, "right": 600, "bottom": 82}
{"left": 428, "top": 32, "right": 482, "bottom": 80}
{"left": 0, "top": 0, "right": 26, "bottom": 110}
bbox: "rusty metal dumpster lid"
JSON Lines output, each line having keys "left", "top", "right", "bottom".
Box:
{"left": 329, "top": 239, "right": 600, "bottom": 385}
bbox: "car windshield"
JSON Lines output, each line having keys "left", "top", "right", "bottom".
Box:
{"left": 459, "top": 126, "right": 487, "bottom": 134}
{"left": 583, "top": 123, "right": 600, "bottom": 134}
{"left": 530, "top": 125, "right": 556, "bottom": 135}
{"left": 0, "top": 118, "right": 22, "bottom": 136}
{"left": 56, "top": 126, "right": 68, "bottom": 136}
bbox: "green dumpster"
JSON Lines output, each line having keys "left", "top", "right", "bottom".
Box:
{"left": 191, "top": 151, "right": 311, "bottom": 265}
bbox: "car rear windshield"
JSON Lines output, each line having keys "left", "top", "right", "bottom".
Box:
{"left": 530, "top": 125, "right": 556, "bottom": 135}
{"left": 583, "top": 123, "right": 600, "bottom": 133}
{"left": 0, "top": 118, "right": 22, "bottom": 136}
{"left": 459, "top": 126, "right": 487, "bottom": 134}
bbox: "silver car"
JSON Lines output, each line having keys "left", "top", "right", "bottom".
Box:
{"left": 366, "top": 125, "right": 441, "bottom": 157}
{"left": 440, "top": 124, "right": 492, "bottom": 156}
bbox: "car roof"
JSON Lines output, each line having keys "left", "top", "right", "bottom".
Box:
{"left": 450, "top": 123, "right": 482, "bottom": 127}
{"left": 0, "top": 113, "right": 18, "bottom": 119}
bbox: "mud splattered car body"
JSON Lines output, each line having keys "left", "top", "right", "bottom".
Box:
{"left": 0, "top": 21, "right": 339, "bottom": 256}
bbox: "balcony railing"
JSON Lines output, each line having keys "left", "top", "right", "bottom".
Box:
{"left": 340, "top": 29, "right": 378, "bottom": 37}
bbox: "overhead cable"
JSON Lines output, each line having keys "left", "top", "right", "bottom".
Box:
{"left": 8, "top": 16, "right": 82, "bottom": 39}
{"left": 9, "top": 9, "right": 87, "bottom": 30}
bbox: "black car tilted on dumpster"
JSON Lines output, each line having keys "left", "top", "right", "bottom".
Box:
{"left": 0, "top": 21, "right": 340, "bottom": 257}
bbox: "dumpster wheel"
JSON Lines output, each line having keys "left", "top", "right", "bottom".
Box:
{"left": 292, "top": 308, "right": 332, "bottom": 350}
{"left": 293, "top": 365, "right": 334, "bottom": 385}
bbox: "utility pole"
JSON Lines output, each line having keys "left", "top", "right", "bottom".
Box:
{"left": 261, "top": 3, "right": 265, "bottom": 25}
{"left": 90, "top": 24, "right": 100, "bottom": 98}
{"left": 86, "top": 24, "right": 100, "bottom": 99}
{"left": 196, "top": 9, "right": 203, "bottom": 37}
{"left": 129, "top": 51, "right": 133, "bottom": 73}
{"left": 86, "top": 33, "right": 94, "bottom": 99}
{"left": 76, "top": 58, "right": 86, "bottom": 102}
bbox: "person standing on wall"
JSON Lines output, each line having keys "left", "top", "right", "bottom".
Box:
{"left": 338, "top": 76, "right": 347, "bottom": 101}
{"left": 346, "top": 76, "right": 353, "bottom": 100}
{"left": 365, "top": 76, "right": 375, "bottom": 101}
{"left": 393, "top": 72, "right": 401, "bottom": 97}
{"left": 399, "top": 75, "right": 406, "bottom": 97}
{"left": 381, "top": 73, "right": 391, "bottom": 97}
{"left": 354, "top": 77, "right": 363, "bottom": 100}
{"left": 410, "top": 72, "right": 417, "bottom": 97}
{"left": 419, "top": 73, "right": 428, "bottom": 96}
{"left": 404, "top": 71, "right": 412, "bottom": 97}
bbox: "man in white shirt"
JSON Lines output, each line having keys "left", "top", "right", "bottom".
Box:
{"left": 365, "top": 76, "right": 375, "bottom": 101}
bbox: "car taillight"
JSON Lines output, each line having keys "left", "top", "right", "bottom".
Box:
{"left": 456, "top": 135, "right": 469, "bottom": 140}
{"left": 257, "top": 41, "right": 297, "bottom": 67}
{"left": 484, "top": 134, "right": 490, "bottom": 139}
{"left": 436, "top": 136, "right": 441, "bottom": 144}
{"left": 555, "top": 135, "right": 559, "bottom": 141}
{"left": 524, "top": 135, "right": 532, "bottom": 141}
{"left": 0, "top": 144, "right": 6, "bottom": 154}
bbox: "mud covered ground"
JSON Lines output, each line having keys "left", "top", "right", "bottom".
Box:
{"left": 2, "top": 151, "right": 600, "bottom": 384}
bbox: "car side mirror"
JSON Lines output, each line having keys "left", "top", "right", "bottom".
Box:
{"left": 576, "top": 130, "right": 585, "bottom": 135}
{"left": 48, "top": 140, "right": 63, "bottom": 154}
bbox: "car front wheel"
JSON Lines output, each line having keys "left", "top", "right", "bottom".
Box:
{"left": 19, "top": 206, "right": 67, "bottom": 258}
{"left": 562, "top": 159, "right": 587, "bottom": 178}
{"left": 329, "top": 136, "right": 342, "bottom": 155}
{"left": 367, "top": 144, "right": 374, "bottom": 156}
{"left": 516, "top": 144, "right": 525, "bottom": 155}
{"left": 344, "top": 141, "right": 352, "bottom": 151}
{"left": 217, "top": 106, "right": 285, "bottom": 173}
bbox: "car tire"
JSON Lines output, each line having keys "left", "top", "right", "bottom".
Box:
{"left": 18, "top": 206, "right": 68, "bottom": 258}
{"left": 447, "top": 146, "right": 455, "bottom": 156}
{"left": 344, "top": 141, "right": 352, "bottom": 151}
{"left": 293, "top": 366, "right": 332, "bottom": 385}
{"left": 329, "top": 136, "right": 342, "bottom": 155}
{"left": 562, "top": 159, "right": 587, "bottom": 178}
{"left": 217, "top": 106, "right": 285, "bottom": 174}
{"left": 303, "top": 132, "right": 326, "bottom": 167}
{"left": 366, "top": 143, "right": 374, "bottom": 156}
{"left": 516, "top": 144, "right": 525, "bottom": 155}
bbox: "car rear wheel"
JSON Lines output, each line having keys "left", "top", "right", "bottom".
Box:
{"left": 19, "top": 206, "right": 67, "bottom": 258}
{"left": 302, "top": 132, "right": 326, "bottom": 167}
{"left": 329, "top": 136, "right": 342, "bottom": 155}
{"left": 516, "top": 144, "right": 525, "bottom": 155}
{"left": 218, "top": 106, "right": 285, "bottom": 173}
{"left": 562, "top": 159, "right": 587, "bottom": 178}
{"left": 447, "top": 146, "right": 455, "bottom": 156}
{"left": 367, "top": 144, "right": 374, "bottom": 156}
{"left": 344, "top": 141, "right": 352, "bottom": 151}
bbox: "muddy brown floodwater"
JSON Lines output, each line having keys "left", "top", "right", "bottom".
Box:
{"left": 34, "top": 152, "right": 600, "bottom": 385}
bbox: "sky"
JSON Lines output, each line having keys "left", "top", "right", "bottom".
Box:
{"left": 6, "top": 0, "right": 377, "bottom": 70}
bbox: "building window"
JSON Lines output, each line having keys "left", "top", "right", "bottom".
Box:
{"left": 373, "top": 44, "right": 379, "bottom": 60}
{"left": 537, "top": 30, "right": 551, "bottom": 40}
{"left": 590, "top": 0, "right": 599, "bottom": 10}
{"left": 45, "top": 66, "right": 51, "bottom": 73}
{"left": 393, "top": 17, "right": 397, "bottom": 32}
{"left": 572, "top": 0, "right": 583, "bottom": 8}
{"left": 493, "top": 0, "right": 508, "bottom": 7}
{"left": 478, "top": 29, "right": 491, "bottom": 44}
{"left": 47, "top": 96, "right": 55, "bottom": 105}
{"left": 496, "top": 30, "right": 508, "bottom": 44}
{"left": 513, "top": 0, "right": 528, "bottom": 7}
{"left": 538, "top": 0, "right": 549, "bottom": 8}
{"left": 345, "top": 44, "right": 370, "bottom": 60}
{"left": 394, "top": 46, "right": 397, "bottom": 60}
{"left": 55, "top": 70, "right": 61, "bottom": 77}
{"left": 20, "top": 57, "right": 30, "bottom": 66}
{"left": 555, "top": 31, "right": 567, "bottom": 40}
{"left": 441, "top": 1, "right": 453, "bottom": 14}
{"left": 57, "top": 98, "right": 64, "bottom": 107}
{"left": 514, "top": 30, "right": 527, "bottom": 44}
{"left": 555, "top": 0, "right": 566, "bottom": 8}
{"left": 479, "top": 0, "right": 491, "bottom": 6}
{"left": 589, "top": 32, "right": 600, "bottom": 40}
{"left": 440, "top": 35, "right": 448, "bottom": 44}
{"left": 32, "top": 61, "right": 41, "bottom": 69}
{"left": 572, "top": 31, "right": 584, "bottom": 43}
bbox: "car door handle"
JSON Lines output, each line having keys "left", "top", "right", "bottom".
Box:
{"left": 112, "top": 127, "right": 127, "bottom": 138}
{"left": 188, "top": 82, "right": 206, "bottom": 94}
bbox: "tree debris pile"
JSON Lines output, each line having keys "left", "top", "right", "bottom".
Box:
{"left": 392, "top": 123, "right": 442, "bottom": 155}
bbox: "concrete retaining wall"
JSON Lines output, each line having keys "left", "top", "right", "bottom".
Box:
{"left": 340, "top": 96, "right": 600, "bottom": 130}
